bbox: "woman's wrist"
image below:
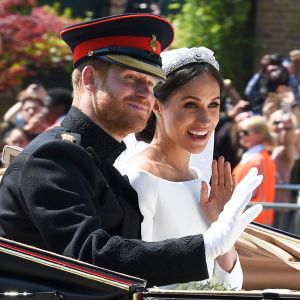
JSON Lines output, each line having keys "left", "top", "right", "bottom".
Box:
{"left": 216, "top": 247, "right": 237, "bottom": 272}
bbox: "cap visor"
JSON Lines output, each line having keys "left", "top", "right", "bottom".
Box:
{"left": 98, "top": 54, "right": 166, "bottom": 80}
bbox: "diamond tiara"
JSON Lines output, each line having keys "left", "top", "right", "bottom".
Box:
{"left": 161, "top": 46, "right": 219, "bottom": 76}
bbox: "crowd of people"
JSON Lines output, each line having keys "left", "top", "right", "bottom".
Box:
{"left": 0, "top": 12, "right": 299, "bottom": 290}
{"left": 0, "top": 83, "right": 72, "bottom": 163}
{"left": 213, "top": 50, "right": 300, "bottom": 234}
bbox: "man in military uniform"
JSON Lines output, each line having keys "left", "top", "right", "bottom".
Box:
{"left": 0, "top": 13, "right": 262, "bottom": 287}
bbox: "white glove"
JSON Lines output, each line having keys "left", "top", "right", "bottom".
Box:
{"left": 204, "top": 167, "right": 263, "bottom": 260}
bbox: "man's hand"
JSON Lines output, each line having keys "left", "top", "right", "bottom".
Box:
{"left": 24, "top": 112, "right": 49, "bottom": 135}
{"left": 203, "top": 167, "right": 263, "bottom": 260}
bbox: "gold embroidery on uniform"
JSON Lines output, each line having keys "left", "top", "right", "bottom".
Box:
{"left": 61, "top": 133, "right": 76, "bottom": 143}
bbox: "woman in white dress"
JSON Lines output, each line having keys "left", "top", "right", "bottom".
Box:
{"left": 119, "top": 47, "right": 246, "bottom": 289}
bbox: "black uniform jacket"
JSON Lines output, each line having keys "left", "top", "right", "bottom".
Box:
{"left": 0, "top": 107, "right": 208, "bottom": 287}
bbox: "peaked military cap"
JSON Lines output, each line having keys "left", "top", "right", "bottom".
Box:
{"left": 60, "top": 13, "right": 174, "bottom": 80}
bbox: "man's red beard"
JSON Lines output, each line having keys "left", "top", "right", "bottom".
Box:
{"left": 94, "top": 89, "right": 152, "bottom": 138}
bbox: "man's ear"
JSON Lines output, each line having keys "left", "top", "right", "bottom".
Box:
{"left": 82, "top": 66, "right": 98, "bottom": 92}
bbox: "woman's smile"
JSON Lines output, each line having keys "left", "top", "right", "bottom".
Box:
{"left": 187, "top": 129, "right": 209, "bottom": 140}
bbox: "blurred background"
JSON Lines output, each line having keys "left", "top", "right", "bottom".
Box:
{"left": 1, "top": 0, "right": 300, "bottom": 116}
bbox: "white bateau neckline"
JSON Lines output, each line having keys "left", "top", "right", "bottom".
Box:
{"left": 125, "top": 165, "right": 204, "bottom": 183}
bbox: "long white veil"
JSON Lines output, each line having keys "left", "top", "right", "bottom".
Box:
{"left": 190, "top": 131, "right": 214, "bottom": 182}
{"left": 114, "top": 131, "right": 214, "bottom": 183}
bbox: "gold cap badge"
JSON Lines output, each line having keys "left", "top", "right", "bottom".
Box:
{"left": 150, "top": 35, "right": 157, "bottom": 52}
{"left": 87, "top": 50, "right": 94, "bottom": 56}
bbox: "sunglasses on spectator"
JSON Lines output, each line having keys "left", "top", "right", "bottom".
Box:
{"left": 272, "top": 120, "right": 292, "bottom": 130}
{"left": 238, "top": 129, "right": 250, "bottom": 136}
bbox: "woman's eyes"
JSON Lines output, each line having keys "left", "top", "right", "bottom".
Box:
{"left": 184, "top": 102, "right": 198, "bottom": 108}
{"left": 208, "top": 102, "right": 220, "bottom": 109}
{"left": 184, "top": 101, "right": 220, "bottom": 109}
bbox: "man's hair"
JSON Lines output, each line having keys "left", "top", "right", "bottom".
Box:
{"left": 21, "top": 95, "right": 44, "bottom": 108}
{"left": 71, "top": 59, "right": 110, "bottom": 102}
{"left": 46, "top": 88, "right": 73, "bottom": 114}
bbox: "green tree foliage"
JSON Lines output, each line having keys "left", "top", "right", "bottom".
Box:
{"left": 169, "top": 0, "right": 253, "bottom": 92}
{"left": 0, "top": 0, "right": 80, "bottom": 92}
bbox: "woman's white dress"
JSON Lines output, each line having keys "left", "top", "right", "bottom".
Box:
{"left": 121, "top": 165, "right": 243, "bottom": 289}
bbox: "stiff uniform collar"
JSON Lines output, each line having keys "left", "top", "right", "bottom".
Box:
{"left": 61, "top": 106, "right": 126, "bottom": 164}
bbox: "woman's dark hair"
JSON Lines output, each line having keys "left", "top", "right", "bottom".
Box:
{"left": 136, "top": 62, "right": 224, "bottom": 142}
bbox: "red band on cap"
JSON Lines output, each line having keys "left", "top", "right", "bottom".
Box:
{"left": 74, "top": 36, "right": 161, "bottom": 65}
